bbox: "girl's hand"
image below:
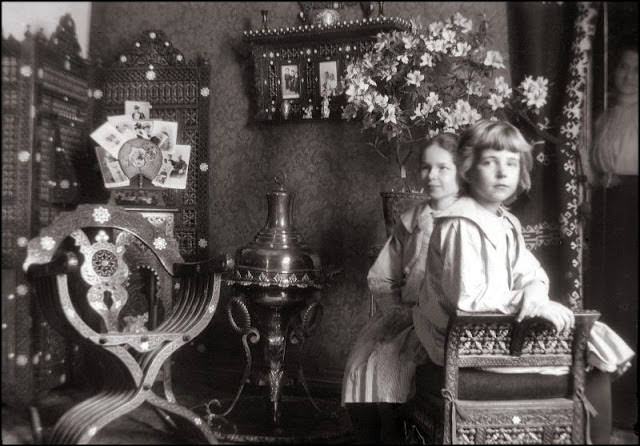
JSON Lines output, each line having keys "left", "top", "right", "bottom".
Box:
{"left": 532, "top": 301, "right": 575, "bottom": 336}
{"left": 517, "top": 282, "right": 548, "bottom": 322}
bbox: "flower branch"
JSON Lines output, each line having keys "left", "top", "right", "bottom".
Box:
{"left": 341, "top": 12, "right": 557, "bottom": 186}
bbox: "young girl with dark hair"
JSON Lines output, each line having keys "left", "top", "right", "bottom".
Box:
{"left": 342, "top": 133, "right": 461, "bottom": 443}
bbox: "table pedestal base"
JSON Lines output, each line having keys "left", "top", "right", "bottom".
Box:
{"left": 206, "top": 395, "right": 352, "bottom": 444}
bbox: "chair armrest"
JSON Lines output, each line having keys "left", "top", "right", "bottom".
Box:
{"left": 25, "top": 251, "right": 80, "bottom": 278}
{"left": 172, "top": 253, "right": 234, "bottom": 276}
{"left": 448, "top": 309, "right": 600, "bottom": 359}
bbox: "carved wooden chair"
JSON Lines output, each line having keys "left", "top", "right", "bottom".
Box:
{"left": 402, "top": 310, "right": 600, "bottom": 445}
{"left": 23, "top": 204, "right": 233, "bottom": 444}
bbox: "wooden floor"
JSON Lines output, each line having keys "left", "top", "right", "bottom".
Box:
{"left": 2, "top": 346, "right": 638, "bottom": 444}
{"left": 2, "top": 347, "right": 354, "bottom": 444}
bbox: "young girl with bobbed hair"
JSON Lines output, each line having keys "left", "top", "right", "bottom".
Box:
{"left": 413, "top": 119, "right": 634, "bottom": 443}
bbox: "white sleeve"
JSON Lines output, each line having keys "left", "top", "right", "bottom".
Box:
{"left": 367, "top": 223, "right": 408, "bottom": 314}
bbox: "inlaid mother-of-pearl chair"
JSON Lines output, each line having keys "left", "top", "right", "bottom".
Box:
{"left": 402, "top": 310, "right": 600, "bottom": 445}
{"left": 23, "top": 204, "right": 233, "bottom": 444}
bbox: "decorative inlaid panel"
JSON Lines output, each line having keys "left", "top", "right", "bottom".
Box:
{"left": 93, "top": 30, "right": 210, "bottom": 261}
{"left": 2, "top": 13, "right": 87, "bottom": 407}
{"left": 243, "top": 17, "right": 410, "bottom": 122}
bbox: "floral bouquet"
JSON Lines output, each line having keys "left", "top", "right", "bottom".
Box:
{"left": 341, "top": 13, "right": 555, "bottom": 191}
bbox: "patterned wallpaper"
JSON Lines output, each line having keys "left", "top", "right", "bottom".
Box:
{"left": 89, "top": 2, "right": 509, "bottom": 378}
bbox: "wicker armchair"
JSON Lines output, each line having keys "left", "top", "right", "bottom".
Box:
{"left": 23, "top": 204, "right": 233, "bottom": 444}
{"left": 402, "top": 310, "right": 600, "bottom": 444}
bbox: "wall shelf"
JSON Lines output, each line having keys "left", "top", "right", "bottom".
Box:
{"left": 243, "top": 16, "right": 409, "bottom": 122}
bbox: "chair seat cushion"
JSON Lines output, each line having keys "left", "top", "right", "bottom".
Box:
{"left": 415, "top": 362, "right": 570, "bottom": 401}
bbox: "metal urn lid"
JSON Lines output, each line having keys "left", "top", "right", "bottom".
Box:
{"left": 233, "top": 176, "right": 322, "bottom": 289}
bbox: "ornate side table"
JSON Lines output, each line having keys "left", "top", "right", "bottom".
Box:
{"left": 204, "top": 178, "right": 351, "bottom": 442}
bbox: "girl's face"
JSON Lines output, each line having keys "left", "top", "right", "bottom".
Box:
{"left": 614, "top": 49, "right": 638, "bottom": 97}
{"left": 420, "top": 144, "right": 459, "bottom": 210}
{"left": 469, "top": 148, "right": 520, "bottom": 212}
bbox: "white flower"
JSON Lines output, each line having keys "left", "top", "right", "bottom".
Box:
{"left": 199, "top": 162, "right": 209, "bottom": 172}
{"left": 198, "top": 238, "right": 208, "bottom": 248}
{"left": 425, "top": 39, "right": 446, "bottom": 54}
{"left": 419, "top": 53, "right": 434, "bottom": 67}
{"left": 488, "top": 93, "right": 505, "bottom": 111}
{"left": 373, "top": 34, "right": 390, "bottom": 52}
{"left": 363, "top": 93, "right": 376, "bottom": 112}
{"left": 402, "top": 34, "right": 417, "bottom": 50}
{"left": 428, "top": 21, "right": 445, "bottom": 36}
{"left": 176, "top": 54, "right": 183, "bottom": 62}
{"left": 441, "top": 28, "right": 456, "bottom": 44}
{"left": 467, "top": 81, "right": 484, "bottom": 97}
{"left": 484, "top": 50, "right": 506, "bottom": 69}
{"left": 397, "top": 53, "right": 409, "bottom": 64}
{"left": 153, "top": 237, "right": 167, "bottom": 250}
{"left": 16, "top": 284, "right": 28, "bottom": 296}
{"left": 381, "top": 63, "right": 398, "bottom": 81}
{"left": 93, "top": 89, "right": 103, "bottom": 99}
{"left": 494, "top": 76, "right": 513, "bottom": 98}
{"left": 425, "top": 92, "right": 442, "bottom": 111}
{"left": 40, "top": 236, "right": 56, "bottom": 251}
{"left": 200, "top": 87, "right": 210, "bottom": 97}
{"left": 374, "top": 93, "right": 389, "bottom": 108}
{"left": 520, "top": 75, "right": 549, "bottom": 109}
{"left": 149, "top": 31, "right": 156, "bottom": 39}
{"left": 452, "top": 13, "right": 473, "bottom": 33}
{"left": 452, "top": 42, "right": 472, "bottom": 58}
{"left": 145, "top": 70, "right": 156, "bottom": 81}
{"left": 382, "top": 104, "right": 397, "bottom": 124}
{"left": 17, "top": 237, "right": 28, "bottom": 248}
{"left": 411, "top": 104, "right": 427, "bottom": 121}
{"left": 120, "top": 55, "right": 127, "bottom": 63}
{"left": 406, "top": 70, "right": 424, "bottom": 87}
{"left": 92, "top": 207, "right": 111, "bottom": 224}
{"left": 537, "top": 117, "right": 551, "bottom": 131}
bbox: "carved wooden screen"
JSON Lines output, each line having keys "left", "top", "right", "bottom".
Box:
{"left": 92, "top": 30, "right": 210, "bottom": 261}
{"left": 2, "top": 15, "right": 88, "bottom": 406}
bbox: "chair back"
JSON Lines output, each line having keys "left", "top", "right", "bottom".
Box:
{"left": 403, "top": 309, "right": 600, "bottom": 445}
{"left": 24, "top": 204, "right": 183, "bottom": 335}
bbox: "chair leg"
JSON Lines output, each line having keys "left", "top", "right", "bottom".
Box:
{"left": 29, "top": 406, "right": 43, "bottom": 444}
{"left": 378, "top": 403, "right": 404, "bottom": 444}
{"left": 346, "top": 403, "right": 380, "bottom": 444}
{"left": 587, "top": 369, "right": 612, "bottom": 444}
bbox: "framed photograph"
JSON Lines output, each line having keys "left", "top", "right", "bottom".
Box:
{"left": 152, "top": 144, "right": 191, "bottom": 189}
{"left": 319, "top": 60, "right": 339, "bottom": 97}
{"left": 150, "top": 120, "right": 178, "bottom": 152}
{"left": 281, "top": 64, "right": 301, "bottom": 99}
{"left": 124, "top": 100, "right": 151, "bottom": 121}
{"left": 107, "top": 114, "right": 138, "bottom": 136}
{"left": 95, "top": 146, "right": 130, "bottom": 188}
{"left": 90, "top": 121, "right": 129, "bottom": 157}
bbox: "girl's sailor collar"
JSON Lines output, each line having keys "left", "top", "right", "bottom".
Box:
{"left": 433, "top": 196, "right": 521, "bottom": 248}
{"left": 399, "top": 199, "right": 453, "bottom": 233}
